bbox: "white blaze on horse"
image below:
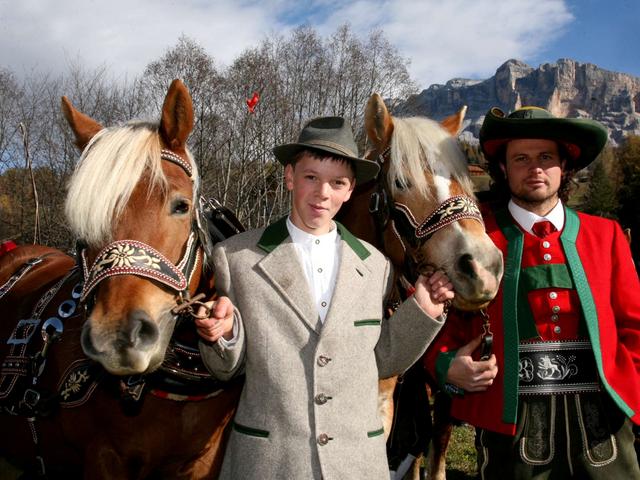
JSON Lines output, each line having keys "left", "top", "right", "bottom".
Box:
{"left": 338, "top": 93, "right": 504, "bottom": 480}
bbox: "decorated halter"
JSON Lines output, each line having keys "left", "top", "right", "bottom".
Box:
{"left": 392, "top": 195, "right": 483, "bottom": 247}
{"left": 369, "top": 145, "right": 484, "bottom": 251}
{"left": 78, "top": 149, "right": 201, "bottom": 307}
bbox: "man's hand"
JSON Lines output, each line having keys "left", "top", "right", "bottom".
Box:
{"left": 446, "top": 335, "right": 498, "bottom": 392}
{"left": 413, "top": 270, "right": 455, "bottom": 318}
{"left": 195, "top": 296, "right": 235, "bottom": 342}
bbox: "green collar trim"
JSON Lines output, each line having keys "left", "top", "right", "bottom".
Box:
{"left": 336, "top": 221, "right": 370, "bottom": 260}
{"left": 561, "top": 209, "right": 633, "bottom": 417}
{"left": 257, "top": 216, "right": 290, "bottom": 253}
{"left": 495, "top": 208, "right": 524, "bottom": 424}
{"left": 257, "top": 216, "right": 371, "bottom": 260}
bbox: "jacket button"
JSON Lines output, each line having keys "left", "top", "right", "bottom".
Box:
{"left": 317, "top": 433, "right": 331, "bottom": 445}
{"left": 315, "top": 393, "right": 328, "bottom": 405}
{"left": 317, "top": 355, "right": 331, "bottom": 367}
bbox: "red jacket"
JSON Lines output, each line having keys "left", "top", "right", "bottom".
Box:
{"left": 423, "top": 207, "right": 640, "bottom": 435}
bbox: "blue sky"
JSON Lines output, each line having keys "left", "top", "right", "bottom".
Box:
{"left": 0, "top": 0, "right": 637, "bottom": 89}
{"left": 530, "top": 0, "right": 639, "bottom": 79}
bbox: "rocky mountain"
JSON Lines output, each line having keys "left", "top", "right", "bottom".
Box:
{"left": 397, "top": 58, "right": 640, "bottom": 144}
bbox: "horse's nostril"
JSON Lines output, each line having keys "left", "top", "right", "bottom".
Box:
{"left": 80, "top": 322, "right": 99, "bottom": 356}
{"left": 456, "top": 253, "right": 476, "bottom": 278}
{"left": 128, "top": 310, "right": 159, "bottom": 348}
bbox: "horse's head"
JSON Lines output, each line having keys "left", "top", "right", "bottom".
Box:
{"left": 63, "top": 80, "right": 205, "bottom": 375}
{"left": 363, "top": 93, "right": 503, "bottom": 311}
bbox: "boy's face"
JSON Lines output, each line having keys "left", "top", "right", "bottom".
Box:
{"left": 284, "top": 153, "right": 355, "bottom": 235}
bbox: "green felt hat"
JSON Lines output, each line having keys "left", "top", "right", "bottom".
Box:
{"left": 480, "top": 106, "right": 608, "bottom": 171}
{"left": 273, "top": 116, "right": 379, "bottom": 183}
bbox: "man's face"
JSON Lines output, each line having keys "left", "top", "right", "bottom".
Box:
{"left": 285, "top": 153, "right": 355, "bottom": 235}
{"left": 502, "top": 139, "right": 566, "bottom": 212}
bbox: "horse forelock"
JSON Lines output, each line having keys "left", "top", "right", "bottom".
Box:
{"left": 65, "top": 121, "right": 198, "bottom": 247}
{"left": 388, "top": 116, "right": 474, "bottom": 201}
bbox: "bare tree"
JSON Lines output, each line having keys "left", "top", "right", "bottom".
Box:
{"left": 2, "top": 25, "right": 417, "bottom": 244}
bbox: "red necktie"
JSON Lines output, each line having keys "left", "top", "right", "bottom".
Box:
{"left": 532, "top": 220, "right": 555, "bottom": 238}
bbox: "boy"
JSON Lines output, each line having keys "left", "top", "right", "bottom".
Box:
{"left": 197, "top": 116, "right": 453, "bottom": 479}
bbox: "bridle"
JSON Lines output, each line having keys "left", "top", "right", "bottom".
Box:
{"left": 367, "top": 145, "right": 484, "bottom": 279}
{"left": 369, "top": 143, "right": 494, "bottom": 356}
{"left": 77, "top": 149, "right": 205, "bottom": 317}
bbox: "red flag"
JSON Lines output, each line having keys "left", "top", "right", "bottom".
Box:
{"left": 246, "top": 92, "right": 260, "bottom": 113}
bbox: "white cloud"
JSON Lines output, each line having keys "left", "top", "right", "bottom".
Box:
{"left": 317, "top": 0, "right": 573, "bottom": 85}
{"left": 0, "top": 0, "right": 573, "bottom": 86}
{"left": 0, "top": 0, "right": 280, "bottom": 80}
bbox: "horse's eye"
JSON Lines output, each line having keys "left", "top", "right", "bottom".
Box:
{"left": 394, "top": 179, "right": 412, "bottom": 190}
{"left": 171, "top": 199, "right": 190, "bottom": 215}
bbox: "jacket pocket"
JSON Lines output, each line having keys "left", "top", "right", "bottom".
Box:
{"left": 232, "top": 421, "right": 269, "bottom": 438}
{"left": 354, "top": 319, "right": 381, "bottom": 327}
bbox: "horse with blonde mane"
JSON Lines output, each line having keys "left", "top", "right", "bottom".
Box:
{"left": 337, "top": 93, "right": 504, "bottom": 479}
{"left": 0, "top": 80, "right": 242, "bottom": 478}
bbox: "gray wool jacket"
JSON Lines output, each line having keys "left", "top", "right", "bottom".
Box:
{"left": 200, "top": 217, "right": 445, "bottom": 480}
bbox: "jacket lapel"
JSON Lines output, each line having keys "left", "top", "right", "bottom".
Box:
{"left": 321, "top": 242, "right": 372, "bottom": 337}
{"left": 255, "top": 218, "right": 373, "bottom": 335}
{"left": 257, "top": 217, "right": 320, "bottom": 333}
{"left": 320, "top": 222, "right": 373, "bottom": 336}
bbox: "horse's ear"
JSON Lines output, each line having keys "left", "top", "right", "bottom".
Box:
{"left": 160, "top": 79, "right": 194, "bottom": 150}
{"left": 365, "top": 93, "right": 393, "bottom": 149}
{"left": 440, "top": 105, "right": 467, "bottom": 136}
{"left": 61, "top": 96, "right": 103, "bottom": 151}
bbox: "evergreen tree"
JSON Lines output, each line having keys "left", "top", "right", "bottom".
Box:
{"left": 615, "top": 135, "right": 640, "bottom": 264}
{"left": 581, "top": 157, "right": 618, "bottom": 219}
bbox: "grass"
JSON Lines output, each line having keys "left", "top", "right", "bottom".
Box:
{"left": 444, "top": 424, "right": 478, "bottom": 479}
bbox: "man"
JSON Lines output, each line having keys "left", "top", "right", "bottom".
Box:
{"left": 196, "top": 116, "right": 454, "bottom": 479}
{"left": 424, "top": 106, "right": 640, "bottom": 479}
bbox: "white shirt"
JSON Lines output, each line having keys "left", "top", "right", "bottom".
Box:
{"left": 508, "top": 199, "right": 565, "bottom": 234}
{"left": 286, "top": 217, "right": 341, "bottom": 323}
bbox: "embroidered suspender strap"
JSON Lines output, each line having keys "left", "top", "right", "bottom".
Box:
{"left": 561, "top": 208, "right": 634, "bottom": 417}
{"left": 495, "top": 208, "right": 523, "bottom": 424}
{"left": 518, "top": 340, "right": 600, "bottom": 394}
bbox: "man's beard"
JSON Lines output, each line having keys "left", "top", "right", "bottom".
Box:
{"left": 511, "top": 190, "right": 560, "bottom": 212}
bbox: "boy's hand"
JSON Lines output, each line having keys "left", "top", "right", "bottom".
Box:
{"left": 413, "top": 270, "right": 455, "bottom": 318}
{"left": 195, "top": 296, "right": 235, "bottom": 342}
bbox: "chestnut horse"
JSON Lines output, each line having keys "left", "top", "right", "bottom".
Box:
{"left": 0, "top": 80, "right": 242, "bottom": 478}
{"left": 337, "top": 93, "right": 504, "bottom": 480}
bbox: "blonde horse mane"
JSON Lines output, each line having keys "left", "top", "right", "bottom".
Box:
{"left": 387, "top": 116, "right": 474, "bottom": 201}
{"left": 65, "top": 121, "right": 198, "bottom": 246}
